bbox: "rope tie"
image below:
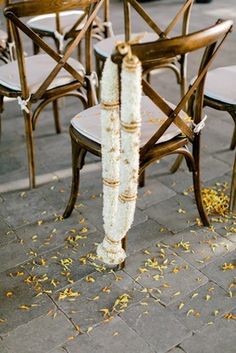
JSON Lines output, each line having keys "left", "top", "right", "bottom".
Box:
{"left": 54, "top": 30, "right": 65, "bottom": 52}
{"left": 17, "top": 95, "right": 31, "bottom": 113}
{"left": 193, "top": 114, "right": 207, "bottom": 134}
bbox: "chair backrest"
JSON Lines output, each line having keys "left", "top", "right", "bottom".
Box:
{"left": 121, "top": 0, "right": 194, "bottom": 97}
{"left": 112, "top": 19, "right": 233, "bottom": 157}
{"left": 123, "top": 0, "right": 193, "bottom": 42}
{"left": 4, "top": 0, "right": 103, "bottom": 101}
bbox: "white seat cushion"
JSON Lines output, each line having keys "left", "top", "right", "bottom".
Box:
{"left": 27, "top": 11, "right": 86, "bottom": 34}
{"left": 203, "top": 66, "right": 236, "bottom": 105}
{"left": 94, "top": 32, "right": 158, "bottom": 58}
{"left": 71, "top": 96, "right": 190, "bottom": 147}
{"left": 0, "top": 54, "right": 85, "bottom": 93}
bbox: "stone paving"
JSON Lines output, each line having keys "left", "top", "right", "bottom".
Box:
{"left": 0, "top": 0, "right": 236, "bottom": 352}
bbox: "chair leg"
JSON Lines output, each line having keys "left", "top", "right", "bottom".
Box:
{"left": 230, "top": 125, "right": 236, "bottom": 150}
{"left": 229, "top": 111, "right": 236, "bottom": 150}
{"left": 52, "top": 100, "right": 61, "bottom": 134}
{"left": 63, "top": 139, "right": 86, "bottom": 218}
{"left": 192, "top": 168, "right": 210, "bottom": 226}
{"left": 170, "top": 154, "right": 184, "bottom": 173}
{"left": 139, "top": 169, "right": 146, "bottom": 188}
{"left": 117, "top": 235, "right": 127, "bottom": 270}
{"left": 0, "top": 96, "right": 4, "bottom": 139}
{"left": 33, "top": 41, "right": 40, "bottom": 55}
{"left": 191, "top": 139, "right": 210, "bottom": 227}
{"left": 229, "top": 152, "right": 236, "bottom": 213}
{"left": 23, "top": 111, "right": 36, "bottom": 189}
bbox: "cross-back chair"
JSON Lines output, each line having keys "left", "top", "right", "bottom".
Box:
{"left": 170, "top": 65, "right": 236, "bottom": 213}
{"left": 94, "top": 0, "right": 194, "bottom": 98}
{"left": 26, "top": 0, "right": 112, "bottom": 56}
{"left": 0, "top": 0, "right": 104, "bottom": 188}
{"left": 63, "top": 19, "right": 233, "bottom": 239}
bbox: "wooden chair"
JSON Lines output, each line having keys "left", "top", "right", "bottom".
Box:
{"left": 171, "top": 65, "right": 236, "bottom": 212}
{"left": 27, "top": 0, "right": 112, "bottom": 55}
{"left": 94, "top": 0, "right": 194, "bottom": 98}
{"left": 0, "top": 0, "right": 104, "bottom": 188}
{"left": 63, "top": 19, "right": 233, "bottom": 240}
{"left": 196, "top": 65, "right": 236, "bottom": 213}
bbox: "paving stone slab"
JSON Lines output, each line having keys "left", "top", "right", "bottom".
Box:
{"left": 0, "top": 267, "right": 53, "bottom": 334}
{"left": 201, "top": 110, "right": 234, "bottom": 155}
{"left": 210, "top": 215, "right": 236, "bottom": 244}
{"left": 0, "top": 190, "right": 57, "bottom": 229}
{"left": 168, "top": 281, "right": 236, "bottom": 331}
{"left": 16, "top": 211, "right": 96, "bottom": 256}
{"left": 0, "top": 219, "right": 16, "bottom": 247}
{"left": 214, "top": 149, "right": 235, "bottom": 168}
{"left": 180, "top": 313, "right": 236, "bottom": 353}
{"left": 200, "top": 156, "right": 231, "bottom": 182}
{"left": 200, "top": 252, "right": 236, "bottom": 296}
{"left": 0, "top": 341, "right": 13, "bottom": 353}
{"left": 53, "top": 270, "right": 146, "bottom": 332}
{"left": 36, "top": 179, "right": 71, "bottom": 209}
{"left": 1, "top": 311, "right": 74, "bottom": 353}
{"left": 62, "top": 316, "right": 155, "bottom": 353}
{"left": 126, "top": 219, "right": 173, "bottom": 256}
{"left": 124, "top": 246, "right": 208, "bottom": 305}
{"left": 0, "top": 240, "right": 32, "bottom": 274}
{"left": 137, "top": 179, "right": 176, "bottom": 210}
{"left": 0, "top": 143, "right": 48, "bottom": 187}
{"left": 36, "top": 134, "right": 71, "bottom": 171}
{"left": 161, "top": 227, "right": 235, "bottom": 269}
{"left": 158, "top": 170, "right": 193, "bottom": 195}
{"left": 159, "top": 154, "right": 231, "bottom": 188}
{"left": 120, "top": 297, "right": 191, "bottom": 353}
{"left": 23, "top": 237, "right": 102, "bottom": 293}
{"left": 144, "top": 195, "right": 199, "bottom": 233}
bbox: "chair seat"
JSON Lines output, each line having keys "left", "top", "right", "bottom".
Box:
{"left": 203, "top": 66, "right": 236, "bottom": 105}
{"left": 0, "top": 54, "right": 85, "bottom": 94}
{"left": 27, "top": 11, "right": 86, "bottom": 34}
{"left": 94, "top": 32, "right": 158, "bottom": 58}
{"left": 71, "top": 96, "right": 190, "bottom": 147}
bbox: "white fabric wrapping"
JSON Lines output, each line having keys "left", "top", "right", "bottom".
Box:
{"left": 97, "top": 54, "right": 142, "bottom": 265}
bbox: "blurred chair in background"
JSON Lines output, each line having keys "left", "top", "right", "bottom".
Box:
{"left": 0, "top": 0, "right": 103, "bottom": 188}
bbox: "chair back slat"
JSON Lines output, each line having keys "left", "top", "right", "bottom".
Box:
{"left": 4, "top": 0, "right": 97, "bottom": 18}
{"left": 164, "top": 0, "right": 193, "bottom": 37}
{"left": 124, "top": 0, "right": 194, "bottom": 40}
{"left": 112, "top": 19, "right": 233, "bottom": 156}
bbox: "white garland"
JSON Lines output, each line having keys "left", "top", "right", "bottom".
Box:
{"left": 97, "top": 53, "right": 142, "bottom": 265}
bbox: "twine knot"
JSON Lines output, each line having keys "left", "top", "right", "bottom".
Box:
{"left": 17, "top": 95, "right": 31, "bottom": 113}
{"left": 193, "top": 114, "right": 207, "bottom": 134}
